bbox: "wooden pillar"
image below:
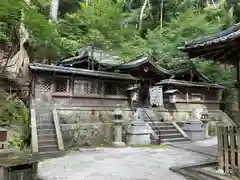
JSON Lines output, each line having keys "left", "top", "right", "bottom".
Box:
{"left": 236, "top": 61, "right": 240, "bottom": 110}
{"left": 217, "top": 127, "right": 224, "bottom": 170}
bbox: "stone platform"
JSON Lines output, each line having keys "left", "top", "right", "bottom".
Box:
{"left": 168, "top": 137, "right": 217, "bottom": 157}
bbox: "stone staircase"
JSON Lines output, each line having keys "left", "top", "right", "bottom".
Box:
{"left": 147, "top": 121, "right": 189, "bottom": 144}
{"left": 31, "top": 109, "right": 64, "bottom": 153}
{"left": 142, "top": 108, "right": 190, "bottom": 144}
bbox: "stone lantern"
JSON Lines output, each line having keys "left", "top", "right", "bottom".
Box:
{"left": 112, "top": 105, "right": 126, "bottom": 148}
{"left": 126, "top": 108, "right": 151, "bottom": 146}
{"left": 200, "top": 108, "right": 211, "bottom": 139}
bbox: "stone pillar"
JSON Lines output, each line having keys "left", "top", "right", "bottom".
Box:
{"left": 112, "top": 120, "right": 126, "bottom": 148}
{"left": 201, "top": 108, "right": 211, "bottom": 139}
{"left": 112, "top": 105, "right": 126, "bottom": 148}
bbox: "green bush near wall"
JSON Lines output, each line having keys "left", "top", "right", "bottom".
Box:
{"left": 0, "top": 92, "right": 30, "bottom": 150}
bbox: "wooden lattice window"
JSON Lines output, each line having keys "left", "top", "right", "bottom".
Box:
{"left": 55, "top": 77, "right": 70, "bottom": 93}
{"left": 104, "top": 82, "right": 117, "bottom": 95}
{"left": 118, "top": 83, "right": 128, "bottom": 96}
{"left": 190, "top": 93, "right": 203, "bottom": 101}
{"left": 74, "top": 79, "right": 102, "bottom": 94}
{"left": 104, "top": 82, "right": 128, "bottom": 96}
{"left": 35, "top": 76, "right": 51, "bottom": 92}
{"left": 176, "top": 93, "right": 186, "bottom": 100}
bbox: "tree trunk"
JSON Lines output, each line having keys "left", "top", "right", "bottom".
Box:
{"left": 139, "top": 0, "right": 148, "bottom": 31}
{"left": 2, "top": 0, "right": 30, "bottom": 85}
{"left": 160, "top": 0, "right": 164, "bottom": 32}
{"left": 50, "top": 0, "right": 60, "bottom": 22}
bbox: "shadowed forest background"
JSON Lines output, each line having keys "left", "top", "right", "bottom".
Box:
{"left": 0, "top": 0, "right": 239, "bottom": 148}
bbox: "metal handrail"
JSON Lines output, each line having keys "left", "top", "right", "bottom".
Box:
{"left": 207, "top": 110, "right": 237, "bottom": 127}
{"left": 141, "top": 107, "right": 161, "bottom": 144}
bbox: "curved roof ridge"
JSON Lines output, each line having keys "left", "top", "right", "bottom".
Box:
{"left": 180, "top": 22, "right": 240, "bottom": 51}
{"left": 120, "top": 56, "right": 171, "bottom": 75}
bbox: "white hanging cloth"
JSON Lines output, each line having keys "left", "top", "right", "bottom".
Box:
{"left": 149, "top": 86, "right": 163, "bottom": 106}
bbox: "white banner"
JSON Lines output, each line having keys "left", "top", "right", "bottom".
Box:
{"left": 149, "top": 86, "right": 163, "bottom": 107}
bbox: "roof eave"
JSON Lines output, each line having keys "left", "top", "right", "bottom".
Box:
{"left": 156, "top": 80, "right": 224, "bottom": 89}
{"left": 29, "top": 64, "right": 139, "bottom": 81}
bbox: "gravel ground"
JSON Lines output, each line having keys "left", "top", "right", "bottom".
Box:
{"left": 38, "top": 147, "right": 216, "bottom": 180}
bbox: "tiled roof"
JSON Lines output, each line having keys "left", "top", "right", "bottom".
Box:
{"left": 58, "top": 46, "right": 171, "bottom": 75}
{"left": 156, "top": 79, "right": 224, "bottom": 89}
{"left": 180, "top": 23, "right": 240, "bottom": 51}
{"left": 29, "top": 63, "right": 139, "bottom": 80}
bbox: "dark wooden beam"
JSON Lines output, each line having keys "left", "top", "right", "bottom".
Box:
{"left": 236, "top": 60, "right": 240, "bottom": 110}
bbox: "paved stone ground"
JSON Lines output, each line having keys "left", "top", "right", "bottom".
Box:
{"left": 38, "top": 147, "right": 216, "bottom": 180}
{"left": 169, "top": 137, "right": 217, "bottom": 157}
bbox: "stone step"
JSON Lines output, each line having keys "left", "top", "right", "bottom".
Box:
{"left": 191, "top": 167, "right": 230, "bottom": 180}
{"left": 37, "top": 120, "right": 54, "bottom": 126}
{"left": 151, "top": 126, "right": 176, "bottom": 131}
{"left": 161, "top": 137, "right": 189, "bottom": 143}
{"left": 159, "top": 125, "right": 176, "bottom": 128}
{"left": 37, "top": 124, "right": 55, "bottom": 129}
{"left": 177, "top": 169, "right": 204, "bottom": 180}
{"left": 37, "top": 119, "right": 54, "bottom": 124}
{"left": 151, "top": 126, "right": 162, "bottom": 131}
{"left": 37, "top": 129, "right": 56, "bottom": 135}
{"left": 160, "top": 129, "right": 179, "bottom": 134}
{"left": 146, "top": 121, "right": 173, "bottom": 126}
{"left": 160, "top": 133, "right": 183, "bottom": 139}
{"left": 38, "top": 139, "right": 58, "bottom": 146}
{"left": 36, "top": 111, "right": 52, "bottom": 118}
{"left": 38, "top": 145, "right": 58, "bottom": 152}
{"left": 38, "top": 134, "right": 56, "bottom": 141}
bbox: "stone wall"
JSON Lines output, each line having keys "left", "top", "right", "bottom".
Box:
{"left": 57, "top": 108, "right": 132, "bottom": 149}
{"left": 145, "top": 108, "right": 190, "bottom": 122}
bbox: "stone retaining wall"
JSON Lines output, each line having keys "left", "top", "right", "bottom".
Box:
{"left": 57, "top": 109, "right": 132, "bottom": 148}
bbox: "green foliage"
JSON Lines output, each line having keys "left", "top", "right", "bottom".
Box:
{"left": 0, "top": 0, "right": 239, "bottom": 120}
{"left": 57, "top": 0, "right": 145, "bottom": 61}
{"left": 145, "top": 8, "right": 223, "bottom": 67}
{"left": 0, "top": 92, "right": 30, "bottom": 150}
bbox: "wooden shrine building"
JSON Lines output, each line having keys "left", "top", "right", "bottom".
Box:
{"left": 29, "top": 45, "right": 224, "bottom": 110}
{"left": 28, "top": 45, "right": 225, "bottom": 153}
{"left": 179, "top": 22, "right": 240, "bottom": 177}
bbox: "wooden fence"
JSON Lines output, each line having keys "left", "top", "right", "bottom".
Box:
{"left": 218, "top": 126, "right": 240, "bottom": 177}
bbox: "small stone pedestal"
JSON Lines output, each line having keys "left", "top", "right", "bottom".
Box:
{"left": 126, "top": 108, "right": 150, "bottom": 146}
{"left": 183, "top": 120, "right": 205, "bottom": 141}
{"left": 201, "top": 108, "right": 211, "bottom": 139}
{"left": 201, "top": 120, "right": 211, "bottom": 139}
{"left": 112, "top": 120, "right": 126, "bottom": 148}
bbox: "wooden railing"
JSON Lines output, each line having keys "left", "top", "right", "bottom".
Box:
{"left": 218, "top": 126, "right": 240, "bottom": 177}
{"left": 30, "top": 109, "right": 38, "bottom": 153}
{"left": 52, "top": 109, "right": 65, "bottom": 151}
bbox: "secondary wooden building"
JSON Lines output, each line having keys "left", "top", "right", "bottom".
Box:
{"left": 179, "top": 22, "right": 240, "bottom": 177}
{"left": 158, "top": 62, "right": 224, "bottom": 111}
